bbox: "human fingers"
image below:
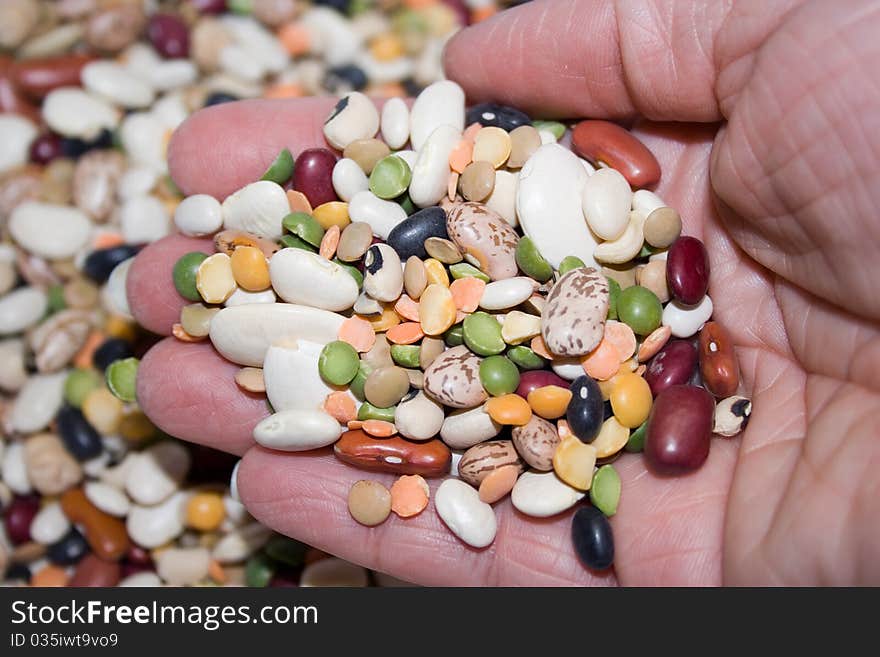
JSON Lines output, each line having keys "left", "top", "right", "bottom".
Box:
{"left": 136, "top": 338, "right": 267, "bottom": 456}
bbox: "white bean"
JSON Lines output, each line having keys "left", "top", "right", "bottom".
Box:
{"left": 435, "top": 479, "right": 497, "bottom": 548}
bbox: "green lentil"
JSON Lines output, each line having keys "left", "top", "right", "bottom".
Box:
{"left": 463, "top": 312, "right": 505, "bottom": 356}
{"left": 396, "top": 191, "right": 416, "bottom": 215}
{"left": 532, "top": 120, "right": 566, "bottom": 140}
{"left": 449, "top": 262, "right": 490, "bottom": 282}
{"left": 557, "top": 255, "right": 586, "bottom": 277}
{"left": 444, "top": 324, "right": 464, "bottom": 347}
{"left": 106, "top": 357, "right": 139, "bottom": 403}
{"left": 606, "top": 276, "right": 621, "bottom": 320}
{"left": 369, "top": 155, "right": 412, "bottom": 200}
{"left": 279, "top": 234, "right": 317, "bottom": 251}
{"left": 357, "top": 401, "right": 396, "bottom": 423}
{"left": 507, "top": 345, "right": 546, "bottom": 370}
{"left": 47, "top": 284, "right": 66, "bottom": 314}
{"left": 638, "top": 243, "right": 660, "bottom": 259}
{"left": 332, "top": 258, "right": 364, "bottom": 288}
{"left": 63, "top": 368, "right": 103, "bottom": 408}
{"left": 390, "top": 344, "right": 420, "bottom": 368}
{"left": 260, "top": 148, "right": 294, "bottom": 185}
{"left": 244, "top": 552, "right": 275, "bottom": 587}
{"left": 318, "top": 341, "right": 360, "bottom": 386}
{"left": 617, "top": 285, "right": 662, "bottom": 335}
{"left": 589, "top": 465, "right": 621, "bottom": 517}
{"left": 624, "top": 419, "right": 648, "bottom": 453}
{"left": 349, "top": 361, "right": 373, "bottom": 401}
{"left": 515, "top": 236, "right": 553, "bottom": 282}
{"left": 479, "top": 355, "right": 520, "bottom": 397}
{"left": 263, "top": 535, "right": 307, "bottom": 567}
{"left": 282, "top": 211, "right": 325, "bottom": 247}
{"left": 172, "top": 252, "right": 209, "bottom": 302}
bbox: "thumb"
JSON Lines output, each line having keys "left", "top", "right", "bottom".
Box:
{"left": 443, "top": 0, "right": 795, "bottom": 122}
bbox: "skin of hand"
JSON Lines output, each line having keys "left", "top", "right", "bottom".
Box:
{"left": 127, "top": 0, "right": 880, "bottom": 586}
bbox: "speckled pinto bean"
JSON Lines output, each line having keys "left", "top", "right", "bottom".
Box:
{"left": 698, "top": 321, "right": 740, "bottom": 398}
{"left": 571, "top": 120, "right": 661, "bottom": 188}
{"left": 457, "top": 440, "right": 523, "bottom": 488}
{"left": 333, "top": 430, "right": 451, "bottom": 477}
{"left": 445, "top": 201, "right": 519, "bottom": 281}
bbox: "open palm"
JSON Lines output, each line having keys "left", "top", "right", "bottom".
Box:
{"left": 127, "top": 0, "right": 880, "bottom": 585}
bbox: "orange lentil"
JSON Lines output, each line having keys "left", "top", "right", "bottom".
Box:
{"left": 263, "top": 83, "right": 303, "bottom": 99}
{"left": 277, "top": 22, "right": 310, "bottom": 56}
{"left": 463, "top": 122, "right": 482, "bottom": 141}
{"left": 390, "top": 474, "right": 430, "bottom": 518}
{"left": 447, "top": 171, "right": 459, "bottom": 201}
{"left": 385, "top": 321, "right": 424, "bottom": 345}
{"left": 368, "top": 82, "right": 407, "bottom": 98}
{"left": 31, "top": 564, "right": 69, "bottom": 587}
{"left": 449, "top": 138, "right": 474, "bottom": 173}
{"left": 324, "top": 391, "right": 358, "bottom": 424}
{"left": 74, "top": 330, "right": 106, "bottom": 369}
{"left": 93, "top": 232, "right": 124, "bottom": 249}
{"left": 580, "top": 337, "right": 621, "bottom": 381}
{"left": 346, "top": 420, "right": 364, "bottom": 430}
{"left": 208, "top": 559, "right": 227, "bottom": 584}
{"left": 319, "top": 224, "right": 341, "bottom": 260}
{"left": 527, "top": 385, "right": 572, "bottom": 419}
{"left": 530, "top": 335, "right": 554, "bottom": 360}
{"left": 362, "top": 419, "right": 397, "bottom": 437}
{"left": 369, "top": 33, "right": 404, "bottom": 61}
{"left": 485, "top": 394, "right": 533, "bottom": 426}
{"left": 286, "top": 189, "right": 312, "bottom": 214}
{"left": 338, "top": 315, "right": 377, "bottom": 352}
{"left": 449, "top": 276, "right": 485, "bottom": 313}
{"left": 478, "top": 464, "right": 520, "bottom": 504}
{"left": 172, "top": 323, "right": 204, "bottom": 342}
{"left": 603, "top": 320, "right": 637, "bottom": 362}
{"left": 471, "top": 5, "right": 498, "bottom": 22}
{"left": 393, "top": 294, "right": 421, "bottom": 322}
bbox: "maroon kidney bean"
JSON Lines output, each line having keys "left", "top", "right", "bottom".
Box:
{"left": 29, "top": 133, "right": 64, "bottom": 165}
{"left": 644, "top": 385, "right": 714, "bottom": 476}
{"left": 698, "top": 321, "right": 740, "bottom": 397}
{"left": 125, "top": 543, "right": 153, "bottom": 566}
{"left": 666, "top": 236, "right": 709, "bottom": 306}
{"left": 644, "top": 339, "right": 697, "bottom": 397}
{"left": 292, "top": 148, "right": 338, "bottom": 207}
{"left": 69, "top": 553, "right": 121, "bottom": 587}
{"left": 190, "top": 0, "right": 228, "bottom": 13}
{"left": 571, "top": 120, "right": 661, "bottom": 188}
{"left": 515, "top": 369, "right": 569, "bottom": 399}
{"left": 4, "top": 496, "right": 40, "bottom": 545}
{"left": 12, "top": 54, "right": 95, "bottom": 100}
{"left": 147, "top": 13, "right": 190, "bottom": 59}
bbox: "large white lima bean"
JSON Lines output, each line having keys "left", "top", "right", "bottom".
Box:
{"left": 269, "top": 248, "right": 359, "bottom": 311}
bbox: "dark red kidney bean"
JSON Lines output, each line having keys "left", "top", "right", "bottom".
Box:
{"left": 645, "top": 339, "right": 697, "bottom": 397}
{"left": 292, "top": 148, "right": 338, "bottom": 208}
{"left": 29, "top": 133, "right": 64, "bottom": 164}
{"left": 120, "top": 561, "right": 152, "bottom": 578}
{"left": 666, "top": 236, "right": 710, "bottom": 306}
{"left": 189, "top": 0, "right": 228, "bottom": 13}
{"left": 644, "top": 385, "right": 714, "bottom": 476}
{"left": 126, "top": 543, "right": 153, "bottom": 566}
{"left": 68, "top": 553, "right": 121, "bottom": 587}
{"left": 147, "top": 13, "right": 190, "bottom": 59}
{"left": 4, "top": 496, "right": 40, "bottom": 545}
{"left": 571, "top": 506, "right": 614, "bottom": 570}
{"left": 12, "top": 54, "right": 94, "bottom": 100}
{"left": 571, "top": 120, "right": 661, "bottom": 188}
{"left": 698, "top": 321, "right": 740, "bottom": 397}
{"left": 516, "top": 369, "right": 569, "bottom": 399}
{"left": 566, "top": 375, "right": 604, "bottom": 443}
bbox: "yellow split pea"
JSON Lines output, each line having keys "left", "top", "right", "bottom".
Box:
{"left": 230, "top": 246, "right": 270, "bottom": 291}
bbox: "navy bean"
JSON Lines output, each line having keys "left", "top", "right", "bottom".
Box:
{"left": 83, "top": 245, "right": 140, "bottom": 283}
{"left": 571, "top": 505, "right": 614, "bottom": 570}
{"left": 57, "top": 406, "right": 103, "bottom": 461}
{"left": 47, "top": 527, "right": 89, "bottom": 565}
{"left": 466, "top": 103, "right": 531, "bottom": 132}
{"left": 386, "top": 206, "right": 449, "bottom": 260}
{"left": 566, "top": 375, "right": 604, "bottom": 443}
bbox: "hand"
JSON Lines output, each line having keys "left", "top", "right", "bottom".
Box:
{"left": 127, "top": 0, "right": 880, "bottom": 585}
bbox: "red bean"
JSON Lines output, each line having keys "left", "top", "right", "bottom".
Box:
{"left": 571, "top": 120, "right": 661, "bottom": 188}
{"left": 4, "top": 495, "right": 40, "bottom": 545}
{"left": 666, "top": 236, "right": 709, "bottom": 306}
{"left": 698, "top": 321, "right": 740, "bottom": 397}
{"left": 333, "top": 430, "right": 451, "bottom": 477}
{"left": 69, "top": 553, "right": 121, "bottom": 587}
{"left": 515, "top": 369, "right": 569, "bottom": 399}
{"left": 11, "top": 54, "right": 94, "bottom": 100}
{"left": 0, "top": 56, "right": 39, "bottom": 121}
{"left": 189, "top": 0, "right": 228, "bottom": 13}
{"left": 644, "top": 339, "right": 697, "bottom": 397}
{"left": 147, "top": 13, "right": 190, "bottom": 59}
{"left": 292, "top": 148, "right": 338, "bottom": 207}
{"left": 644, "top": 385, "right": 714, "bottom": 475}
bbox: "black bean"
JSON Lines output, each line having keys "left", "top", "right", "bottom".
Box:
{"left": 47, "top": 528, "right": 89, "bottom": 566}
{"left": 60, "top": 129, "right": 114, "bottom": 158}
{"left": 324, "top": 65, "right": 368, "bottom": 93}
{"left": 465, "top": 102, "right": 531, "bottom": 132}
{"left": 5, "top": 563, "right": 31, "bottom": 583}
{"left": 571, "top": 505, "right": 614, "bottom": 570}
{"left": 57, "top": 406, "right": 103, "bottom": 461}
{"left": 92, "top": 338, "right": 133, "bottom": 371}
{"left": 566, "top": 375, "right": 604, "bottom": 443}
{"left": 312, "top": 0, "right": 350, "bottom": 13}
{"left": 82, "top": 245, "right": 141, "bottom": 283}
{"left": 204, "top": 92, "right": 239, "bottom": 107}
{"left": 387, "top": 207, "right": 449, "bottom": 260}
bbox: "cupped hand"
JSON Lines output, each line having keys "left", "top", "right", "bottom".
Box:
{"left": 127, "top": 0, "right": 880, "bottom": 586}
